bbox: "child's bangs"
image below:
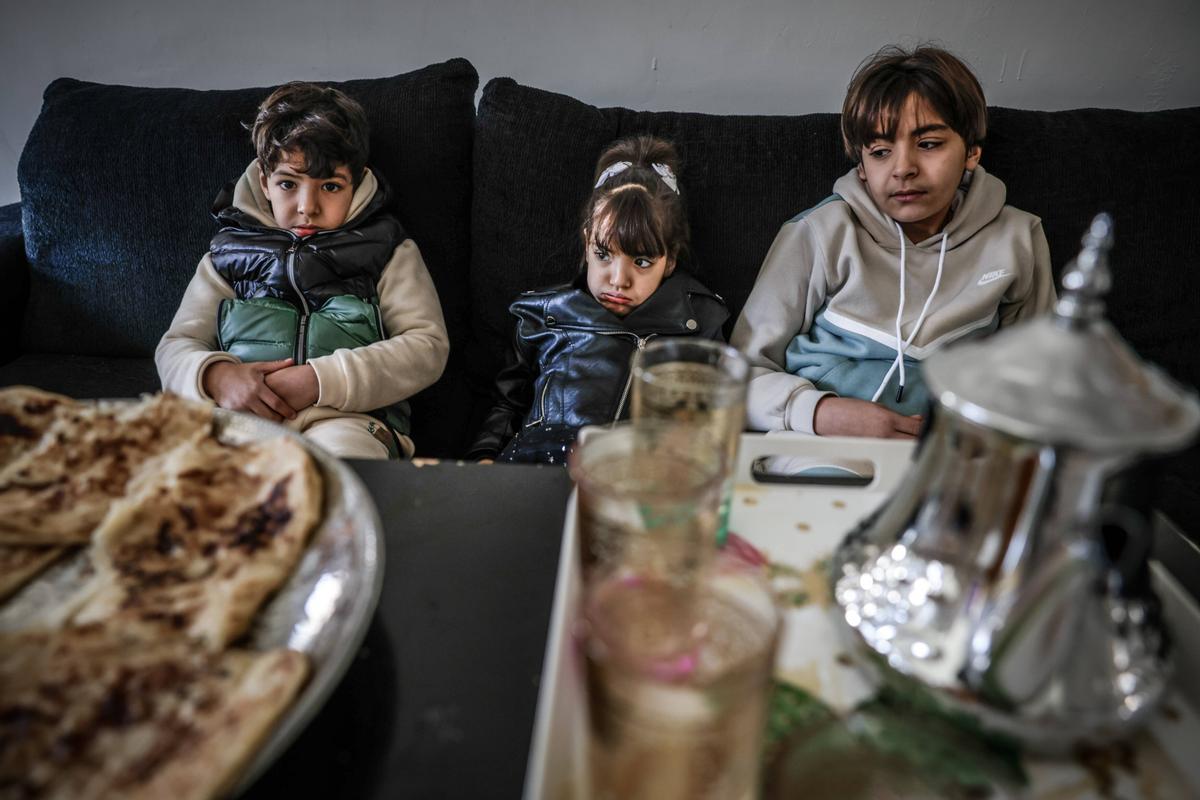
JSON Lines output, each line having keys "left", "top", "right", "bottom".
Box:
{"left": 846, "top": 73, "right": 918, "bottom": 152}
{"left": 262, "top": 117, "right": 366, "bottom": 183}
{"left": 291, "top": 127, "right": 357, "bottom": 179}
{"left": 591, "top": 191, "right": 667, "bottom": 258}
{"left": 843, "top": 67, "right": 978, "bottom": 160}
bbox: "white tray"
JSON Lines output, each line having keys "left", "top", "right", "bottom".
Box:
{"left": 524, "top": 433, "right": 1200, "bottom": 799}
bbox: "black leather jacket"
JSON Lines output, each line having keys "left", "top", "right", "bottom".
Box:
{"left": 467, "top": 272, "right": 728, "bottom": 463}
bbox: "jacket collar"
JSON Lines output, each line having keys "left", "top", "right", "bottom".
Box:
{"left": 545, "top": 272, "right": 724, "bottom": 335}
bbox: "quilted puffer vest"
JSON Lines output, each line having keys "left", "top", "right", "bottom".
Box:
{"left": 209, "top": 176, "right": 404, "bottom": 316}
{"left": 208, "top": 176, "right": 413, "bottom": 435}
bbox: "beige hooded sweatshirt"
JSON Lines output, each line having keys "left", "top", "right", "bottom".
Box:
{"left": 156, "top": 162, "right": 449, "bottom": 455}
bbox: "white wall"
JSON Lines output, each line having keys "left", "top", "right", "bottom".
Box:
{"left": 2, "top": 0, "right": 1198, "bottom": 205}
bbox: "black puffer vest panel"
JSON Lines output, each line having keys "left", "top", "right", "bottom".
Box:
{"left": 209, "top": 175, "right": 406, "bottom": 307}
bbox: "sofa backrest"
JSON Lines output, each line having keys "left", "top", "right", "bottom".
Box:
{"left": 468, "top": 77, "right": 845, "bottom": 409}
{"left": 469, "top": 78, "right": 1200, "bottom": 408}
{"left": 18, "top": 59, "right": 478, "bottom": 456}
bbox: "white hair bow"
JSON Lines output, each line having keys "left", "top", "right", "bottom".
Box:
{"left": 594, "top": 161, "right": 631, "bottom": 189}
{"left": 651, "top": 163, "right": 678, "bottom": 193}
{"left": 593, "top": 161, "right": 679, "bottom": 194}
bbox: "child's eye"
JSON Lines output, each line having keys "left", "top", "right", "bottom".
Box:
{"left": 634, "top": 257, "right": 654, "bottom": 269}
{"left": 918, "top": 140, "right": 943, "bottom": 150}
{"left": 277, "top": 180, "right": 296, "bottom": 190}
{"left": 867, "top": 148, "right": 890, "bottom": 160}
{"left": 593, "top": 248, "right": 611, "bottom": 261}
{"left": 322, "top": 182, "right": 343, "bottom": 192}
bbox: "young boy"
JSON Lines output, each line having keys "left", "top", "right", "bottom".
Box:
{"left": 732, "top": 45, "right": 1056, "bottom": 439}
{"left": 156, "top": 82, "right": 449, "bottom": 459}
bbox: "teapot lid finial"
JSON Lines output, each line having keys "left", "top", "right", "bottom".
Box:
{"left": 1055, "top": 213, "right": 1114, "bottom": 326}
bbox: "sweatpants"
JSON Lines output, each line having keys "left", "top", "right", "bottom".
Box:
{"left": 287, "top": 403, "right": 415, "bottom": 461}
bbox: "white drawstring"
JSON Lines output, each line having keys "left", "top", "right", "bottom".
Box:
{"left": 871, "top": 224, "right": 949, "bottom": 403}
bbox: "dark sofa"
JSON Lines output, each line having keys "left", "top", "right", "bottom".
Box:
{"left": 2, "top": 58, "right": 1198, "bottom": 541}
{"left": 0, "top": 59, "right": 478, "bottom": 457}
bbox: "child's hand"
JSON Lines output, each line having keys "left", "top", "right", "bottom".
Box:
{"left": 264, "top": 365, "right": 320, "bottom": 414}
{"left": 813, "top": 396, "right": 922, "bottom": 439}
{"left": 202, "top": 359, "right": 298, "bottom": 422}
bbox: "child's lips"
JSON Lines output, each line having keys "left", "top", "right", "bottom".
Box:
{"left": 600, "top": 292, "right": 632, "bottom": 306}
{"left": 292, "top": 225, "right": 320, "bottom": 237}
{"left": 891, "top": 190, "right": 926, "bottom": 202}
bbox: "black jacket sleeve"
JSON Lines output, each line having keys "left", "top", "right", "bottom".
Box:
{"left": 464, "top": 322, "right": 539, "bottom": 460}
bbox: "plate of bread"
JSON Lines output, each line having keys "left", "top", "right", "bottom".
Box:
{"left": 0, "top": 387, "right": 384, "bottom": 799}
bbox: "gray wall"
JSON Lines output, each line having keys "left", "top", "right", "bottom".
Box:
{"left": 3, "top": 0, "right": 1198, "bottom": 205}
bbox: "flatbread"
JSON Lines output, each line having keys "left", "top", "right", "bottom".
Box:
{"left": 0, "top": 388, "right": 79, "bottom": 601}
{"left": 0, "top": 626, "right": 308, "bottom": 800}
{"left": 69, "top": 435, "right": 322, "bottom": 649}
{"left": 0, "top": 544, "right": 69, "bottom": 601}
{"left": 0, "top": 386, "right": 74, "bottom": 466}
{"left": 0, "top": 391, "right": 327, "bottom": 797}
{"left": 0, "top": 393, "right": 213, "bottom": 545}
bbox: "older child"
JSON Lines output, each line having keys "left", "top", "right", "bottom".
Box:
{"left": 732, "top": 45, "right": 1055, "bottom": 438}
{"left": 156, "top": 82, "right": 449, "bottom": 459}
{"left": 467, "top": 135, "right": 728, "bottom": 464}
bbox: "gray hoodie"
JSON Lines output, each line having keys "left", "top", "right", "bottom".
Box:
{"left": 731, "top": 164, "right": 1056, "bottom": 433}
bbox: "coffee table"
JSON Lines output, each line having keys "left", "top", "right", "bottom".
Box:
{"left": 240, "top": 452, "right": 1200, "bottom": 799}
{"left": 243, "top": 459, "right": 573, "bottom": 799}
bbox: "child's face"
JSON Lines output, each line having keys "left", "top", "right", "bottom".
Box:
{"left": 586, "top": 243, "right": 675, "bottom": 316}
{"left": 259, "top": 150, "right": 355, "bottom": 236}
{"left": 855, "top": 93, "right": 981, "bottom": 242}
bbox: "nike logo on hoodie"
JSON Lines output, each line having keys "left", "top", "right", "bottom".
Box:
{"left": 977, "top": 269, "right": 1012, "bottom": 286}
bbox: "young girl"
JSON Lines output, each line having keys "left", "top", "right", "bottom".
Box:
{"left": 466, "top": 135, "right": 728, "bottom": 464}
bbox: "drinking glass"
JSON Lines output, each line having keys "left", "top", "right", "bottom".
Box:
{"left": 570, "top": 422, "right": 779, "bottom": 800}
{"left": 630, "top": 339, "right": 749, "bottom": 545}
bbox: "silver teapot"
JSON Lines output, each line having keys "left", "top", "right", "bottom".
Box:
{"left": 831, "top": 214, "right": 1200, "bottom": 752}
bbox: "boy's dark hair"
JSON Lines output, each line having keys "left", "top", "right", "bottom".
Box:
{"left": 251, "top": 82, "right": 370, "bottom": 184}
{"left": 841, "top": 45, "right": 987, "bottom": 163}
{"left": 581, "top": 135, "right": 690, "bottom": 268}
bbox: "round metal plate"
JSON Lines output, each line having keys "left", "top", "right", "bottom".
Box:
{"left": 0, "top": 407, "right": 385, "bottom": 797}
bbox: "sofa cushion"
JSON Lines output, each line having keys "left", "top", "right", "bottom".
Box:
{"left": 472, "top": 79, "right": 1200, "bottom": 392}
{"left": 984, "top": 106, "right": 1200, "bottom": 395}
{"left": 469, "top": 77, "right": 845, "bottom": 394}
{"left": 470, "top": 78, "right": 1200, "bottom": 533}
{"left": 0, "top": 203, "right": 27, "bottom": 366}
{"left": 17, "top": 58, "right": 478, "bottom": 456}
{"left": 0, "top": 354, "right": 159, "bottom": 399}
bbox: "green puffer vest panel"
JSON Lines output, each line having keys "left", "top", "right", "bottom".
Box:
{"left": 216, "top": 294, "right": 411, "bottom": 435}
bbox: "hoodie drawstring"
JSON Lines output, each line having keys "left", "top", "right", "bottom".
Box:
{"left": 871, "top": 223, "right": 949, "bottom": 404}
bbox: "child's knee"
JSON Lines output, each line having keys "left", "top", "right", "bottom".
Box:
{"left": 303, "top": 418, "right": 391, "bottom": 460}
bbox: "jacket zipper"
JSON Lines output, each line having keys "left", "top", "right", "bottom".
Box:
{"left": 286, "top": 240, "right": 310, "bottom": 364}
{"left": 372, "top": 302, "right": 385, "bottom": 340}
{"left": 590, "top": 331, "right": 656, "bottom": 422}
{"left": 216, "top": 301, "right": 228, "bottom": 351}
{"left": 528, "top": 380, "right": 551, "bottom": 427}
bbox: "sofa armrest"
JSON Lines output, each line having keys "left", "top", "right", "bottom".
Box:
{"left": 0, "top": 202, "right": 29, "bottom": 365}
